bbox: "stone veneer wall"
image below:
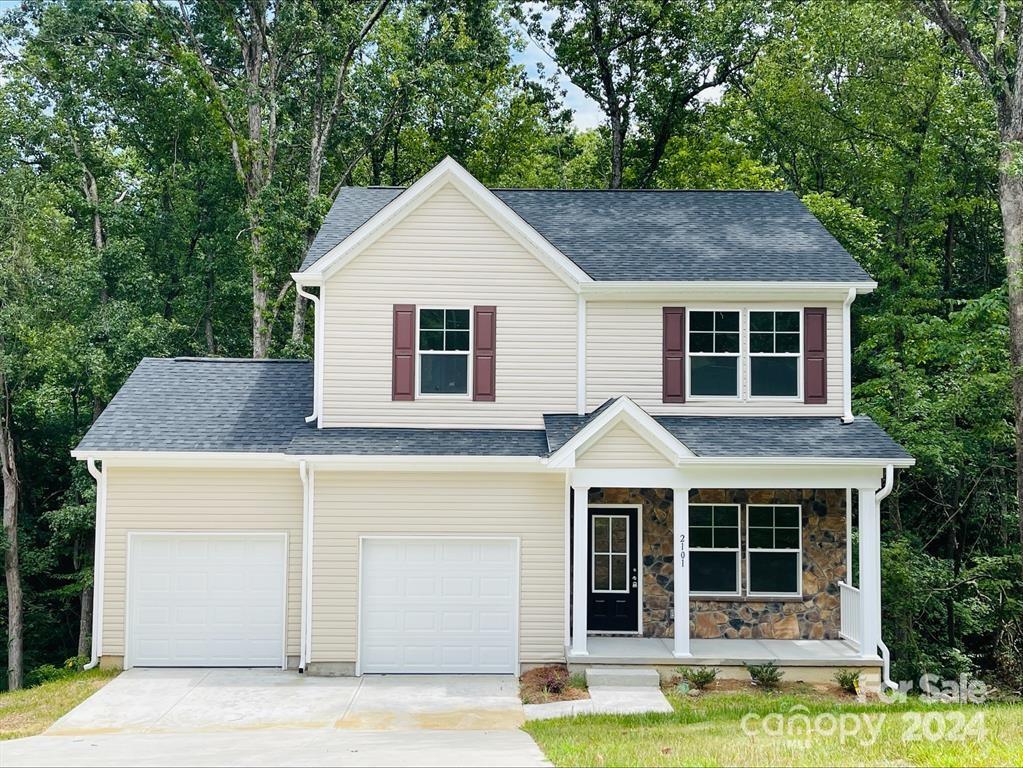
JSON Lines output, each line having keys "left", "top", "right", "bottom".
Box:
{"left": 587, "top": 488, "right": 847, "bottom": 641}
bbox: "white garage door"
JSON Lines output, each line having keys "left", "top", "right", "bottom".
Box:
{"left": 127, "top": 533, "right": 286, "bottom": 667}
{"left": 359, "top": 538, "right": 519, "bottom": 674}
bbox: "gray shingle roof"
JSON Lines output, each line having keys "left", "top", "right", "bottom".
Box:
{"left": 75, "top": 358, "right": 313, "bottom": 453}
{"left": 288, "top": 425, "right": 548, "bottom": 456}
{"left": 77, "top": 360, "right": 909, "bottom": 462}
{"left": 543, "top": 410, "right": 912, "bottom": 461}
{"left": 300, "top": 186, "right": 872, "bottom": 283}
{"left": 74, "top": 358, "right": 547, "bottom": 456}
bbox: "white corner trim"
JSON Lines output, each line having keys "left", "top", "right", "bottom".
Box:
{"left": 546, "top": 396, "right": 695, "bottom": 468}
{"left": 842, "top": 287, "right": 856, "bottom": 423}
{"left": 577, "top": 295, "right": 587, "bottom": 415}
{"left": 83, "top": 459, "right": 106, "bottom": 670}
{"left": 295, "top": 157, "right": 592, "bottom": 290}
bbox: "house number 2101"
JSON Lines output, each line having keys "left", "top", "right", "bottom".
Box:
{"left": 678, "top": 533, "right": 686, "bottom": 569}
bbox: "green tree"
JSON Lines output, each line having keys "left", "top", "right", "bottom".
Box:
{"left": 519, "top": 0, "right": 765, "bottom": 188}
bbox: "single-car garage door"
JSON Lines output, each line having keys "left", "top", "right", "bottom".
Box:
{"left": 127, "top": 533, "right": 286, "bottom": 667}
{"left": 359, "top": 537, "right": 519, "bottom": 674}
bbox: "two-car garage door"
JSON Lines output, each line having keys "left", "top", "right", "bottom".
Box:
{"left": 125, "top": 534, "right": 518, "bottom": 673}
{"left": 127, "top": 534, "right": 286, "bottom": 667}
{"left": 359, "top": 538, "right": 519, "bottom": 674}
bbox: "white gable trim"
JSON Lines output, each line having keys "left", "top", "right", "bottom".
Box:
{"left": 545, "top": 397, "right": 696, "bottom": 469}
{"left": 292, "top": 157, "right": 593, "bottom": 290}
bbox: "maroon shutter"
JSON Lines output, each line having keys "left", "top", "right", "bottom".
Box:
{"left": 392, "top": 304, "right": 416, "bottom": 401}
{"left": 804, "top": 307, "right": 827, "bottom": 404}
{"left": 473, "top": 305, "right": 496, "bottom": 401}
{"left": 663, "top": 307, "right": 686, "bottom": 403}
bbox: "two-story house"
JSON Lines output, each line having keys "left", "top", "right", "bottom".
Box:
{"left": 74, "top": 158, "right": 913, "bottom": 688}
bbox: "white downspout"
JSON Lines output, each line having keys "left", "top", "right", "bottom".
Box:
{"left": 84, "top": 459, "right": 106, "bottom": 670}
{"left": 298, "top": 461, "right": 309, "bottom": 671}
{"left": 874, "top": 464, "right": 897, "bottom": 691}
{"left": 841, "top": 287, "right": 856, "bottom": 423}
{"left": 296, "top": 284, "right": 322, "bottom": 424}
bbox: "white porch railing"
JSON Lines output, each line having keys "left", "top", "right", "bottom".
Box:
{"left": 839, "top": 581, "right": 860, "bottom": 645}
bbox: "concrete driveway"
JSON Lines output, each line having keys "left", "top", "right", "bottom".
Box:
{"left": 1, "top": 669, "right": 549, "bottom": 767}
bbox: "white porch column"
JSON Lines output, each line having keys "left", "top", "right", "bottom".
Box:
{"left": 857, "top": 487, "right": 882, "bottom": 659}
{"left": 571, "top": 485, "right": 590, "bottom": 656}
{"left": 672, "top": 487, "right": 691, "bottom": 657}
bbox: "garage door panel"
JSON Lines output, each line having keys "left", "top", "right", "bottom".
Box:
{"left": 128, "top": 534, "right": 286, "bottom": 667}
{"left": 360, "top": 537, "right": 518, "bottom": 674}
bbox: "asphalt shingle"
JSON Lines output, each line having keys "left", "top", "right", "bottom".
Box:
{"left": 75, "top": 358, "right": 312, "bottom": 453}
{"left": 287, "top": 425, "right": 549, "bottom": 456}
{"left": 77, "top": 360, "right": 909, "bottom": 462}
{"left": 543, "top": 410, "right": 912, "bottom": 461}
{"left": 300, "top": 187, "right": 872, "bottom": 283}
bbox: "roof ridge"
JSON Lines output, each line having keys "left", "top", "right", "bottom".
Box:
{"left": 169, "top": 357, "right": 310, "bottom": 364}
{"left": 343, "top": 186, "right": 792, "bottom": 194}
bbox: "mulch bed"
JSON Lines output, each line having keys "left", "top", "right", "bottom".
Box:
{"left": 520, "top": 665, "right": 591, "bottom": 705}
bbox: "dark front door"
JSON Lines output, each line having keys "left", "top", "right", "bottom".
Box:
{"left": 587, "top": 507, "right": 640, "bottom": 632}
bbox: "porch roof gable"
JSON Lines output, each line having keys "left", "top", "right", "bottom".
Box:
{"left": 544, "top": 402, "right": 914, "bottom": 465}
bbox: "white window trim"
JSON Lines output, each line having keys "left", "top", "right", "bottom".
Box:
{"left": 686, "top": 308, "right": 742, "bottom": 401}
{"left": 746, "top": 308, "right": 803, "bottom": 401}
{"left": 745, "top": 503, "right": 803, "bottom": 599}
{"left": 415, "top": 306, "right": 473, "bottom": 399}
{"left": 688, "top": 503, "right": 741, "bottom": 598}
{"left": 591, "top": 513, "right": 631, "bottom": 594}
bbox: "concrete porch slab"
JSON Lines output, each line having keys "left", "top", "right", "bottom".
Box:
{"left": 571, "top": 637, "right": 881, "bottom": 667}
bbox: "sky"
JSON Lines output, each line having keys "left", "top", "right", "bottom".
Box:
{"left": 509, "top": 11, "right": 605, "bottom": 130}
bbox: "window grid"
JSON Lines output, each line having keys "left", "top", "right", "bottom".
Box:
{"left": 689, "top": 504, "right": 741, "bottom": 597}
{"left": 748, "top": 310, "right": 802, "bottom": 399}
{"left": 745, "top": 504, "right": 802, "bottom": 597}
{"left": 592, "top": 514, "right": 630, "bottom": 594}
{"left": 687, "top": 310, "right": 741, "bottom": 399}
{"left": 416, "top": 307, "right": 472, "bottom": 397}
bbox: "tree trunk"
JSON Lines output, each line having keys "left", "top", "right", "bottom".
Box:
{"left": 291, "top": 291, "right": 307, "bottom": 346}
{"left": 78, "top": 584, "right": 93, "bottom": 659}
{"left": 0, "top": 369, "right": 23, "bottom": 690}
{"left": 252, "top": 260, "right": 270, "bottom": 358}
{"left": 608, "top": 110, "right": 624, "bottom": 189}
{"left": 74, "top": 532, "right": 93, "bottom": 659}
{"left": 998, "top": 138, "right": 1023, "bottom": 572}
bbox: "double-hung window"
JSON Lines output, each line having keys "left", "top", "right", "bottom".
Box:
{"left": 688, "top": 311, "right": 740, "bottom": 397}
{"left": 418, "top": 308, "right": 471, "bottom": 395}
{"left": 746, "top": 504, "right": 802, "bottom": 597}
{"left": 689, "top": 504, "right": 740, "bottom": 595}
{"left": 748, "top": 310, "right": 801, "bottom": 397}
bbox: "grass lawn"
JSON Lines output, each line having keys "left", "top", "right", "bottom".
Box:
{"left": 0, "top": 669, "right": 118, "bottom": 741}
{"left": 524, "top": 686, "right": 1023, "bottom": 767}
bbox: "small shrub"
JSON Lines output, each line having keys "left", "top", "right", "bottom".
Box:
{"left": 746, "top": 662, "right": 784, "bottom": 689}
{"left": 568, "top": 672, "right": 588, "bottom": 691}
{"left": 25, "top": 657, "right": 86, "bottom": 688}
{"left": 834, "top": 668, "right": 861, "bottom": 694}
{"left": 677, "top": 666, "right": 718, "bottom": 690}
{"left": 537, "top": 665, "right": 569, "bottom": 695}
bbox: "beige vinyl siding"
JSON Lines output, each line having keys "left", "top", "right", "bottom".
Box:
{"left": 586, "top": 301, "right": 844, "bottom": 415}
{"left": 576, "top": 422, "right": 674, "bottom": 468}
{"left": 310, "top": 471, "right": 565, "bottom": 665}
{"left": 101, "top": 467, "right": 303, "bottom": 658}
{"left": 321, "top": 183, "right": 578, "bottom": 428}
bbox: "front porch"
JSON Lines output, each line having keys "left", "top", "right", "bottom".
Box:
{"left": 546, "top": 397, "right": 910, "bottom": 682}
{"left": 565, "top": 477, "right": 885, "bottom": 671}
{"left": 572, "top": 636, "right": 873, "bottom": 667}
